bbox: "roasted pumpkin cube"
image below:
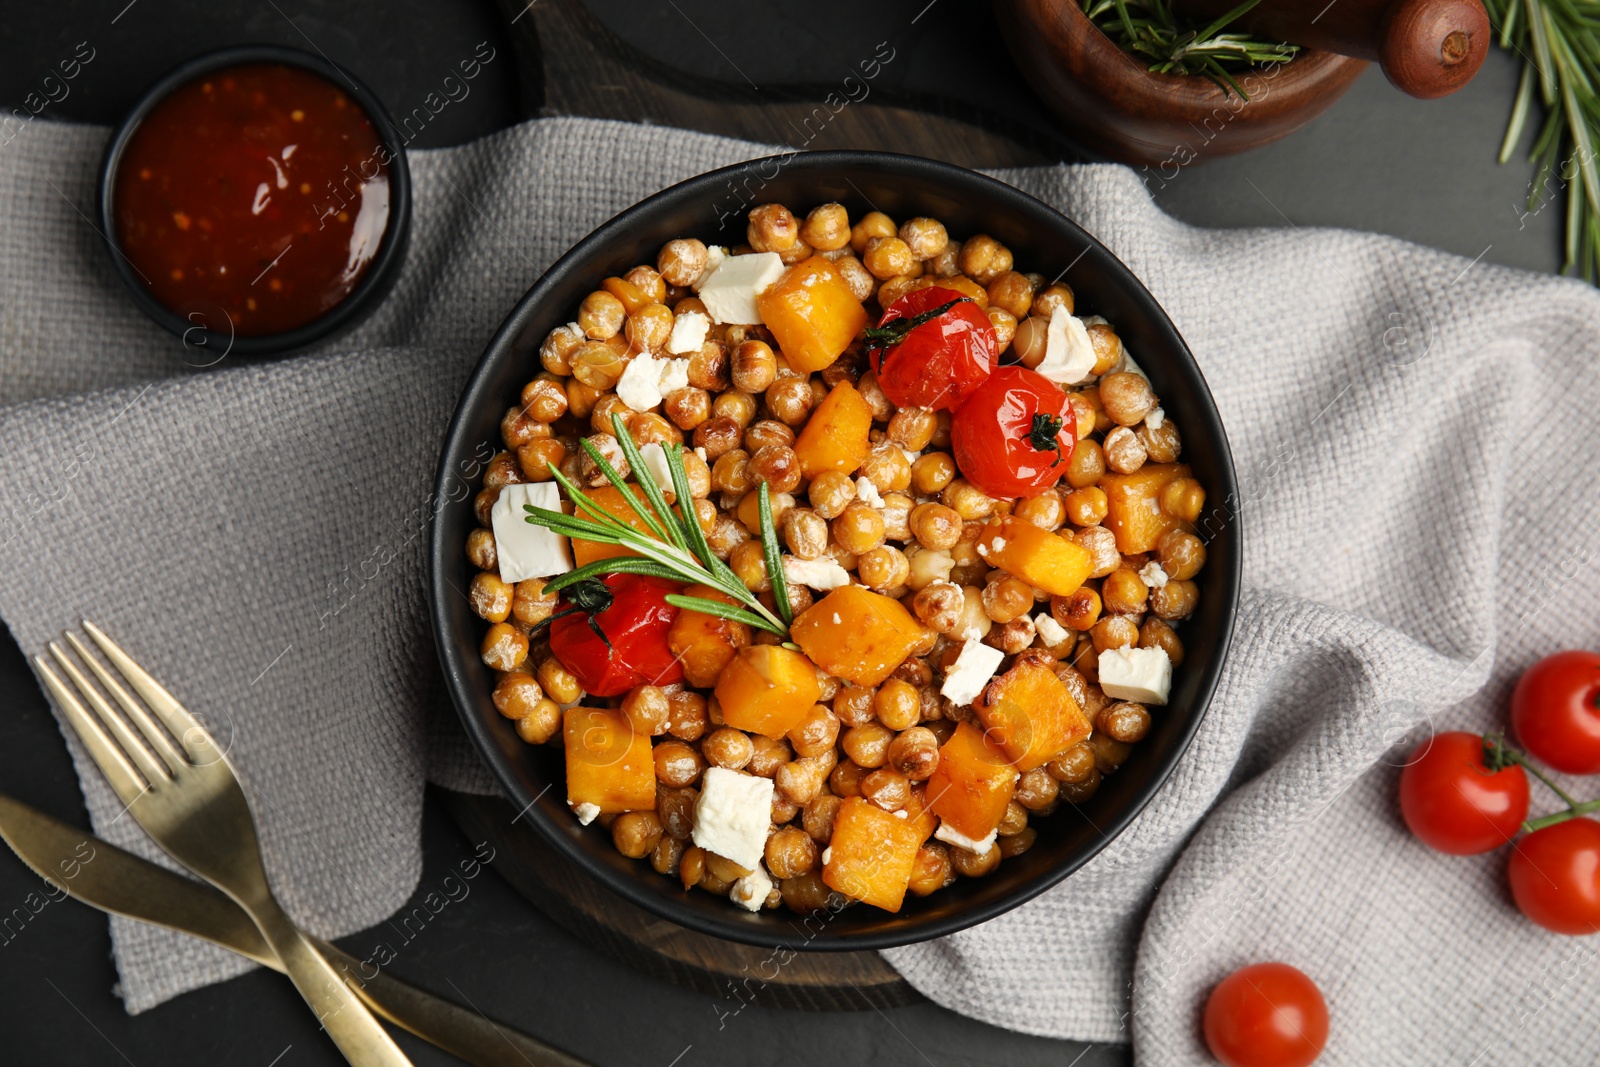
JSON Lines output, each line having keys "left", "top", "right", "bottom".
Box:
{"left": 667, "top": 583, "right": 752, "bottom": 688}
{"left": 974, "top": 515, "right": 1094, "bottom": 597}
{"left": 976, "top": 650, "right": 1092, "bottom": 771}
{"left": 759, "top": 256, "right": 867, "bottom": 373}
{"left": 1101, "top": 462, "right": 1195, "bottom": 554}
{"left": 821, "top": 797, "right": 924, "bottom": 912}
{"left": 793, "top": 380, "right": 872, "bottom": 479}
{"left": 901, "top": 784, "right": 941, "bottom": 843}
{"left": 791, "top": 585, "right": 925, "bottom": 687}
{"left": 564, "top": 706, "right": 656, "bottom": 814}
{"left": 569, "top": 484, "right": 669, "bottom": 567}
{"left": 713, "top": 644, "right": 821, "bottom": 738}
{"left": 925, "top": 721, "right": 1018, "bottom": 840}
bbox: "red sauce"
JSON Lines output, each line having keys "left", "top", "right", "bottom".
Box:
{"left": 113, "top": 63, "right": 392, "bottom": 337}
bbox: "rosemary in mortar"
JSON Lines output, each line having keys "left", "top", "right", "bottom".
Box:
{"left": 1079, "top": 0, "right": 1300, "bottom": 99}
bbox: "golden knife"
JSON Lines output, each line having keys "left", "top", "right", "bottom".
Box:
{"left": 0, "top": 793, "right": 588, "bottom": 1067}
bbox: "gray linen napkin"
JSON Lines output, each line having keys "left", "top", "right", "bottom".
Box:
{"left": 3, "top": 117, "right": 1598, "bottom": 1065}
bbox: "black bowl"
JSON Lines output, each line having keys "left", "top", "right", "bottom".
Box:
{"left": 430, "top": 151, "right": 1240, "bottom": 950}
{"left": 96, "top": 45, "right": 411, "bottom": 359}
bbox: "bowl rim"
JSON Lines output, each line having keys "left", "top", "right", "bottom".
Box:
{"left": 95, "top": 43, "right": 412, "bottom": 359}
{"left": 429, "top": 149, "right": 1240, "bottom": 950}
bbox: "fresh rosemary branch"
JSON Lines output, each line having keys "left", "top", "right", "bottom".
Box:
{"left": 523, "top": 413, "right": 795, "bottom": 642}
{"left": 1485, "top": 0, "right": 1600, "bottom": 283}
{"left": 1080, "top": 0, "right": 1299, "bottom": 99}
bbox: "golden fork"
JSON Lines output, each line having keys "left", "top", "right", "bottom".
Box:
{"left": 35, "top": 621, "right": 413, "bottom": 1067}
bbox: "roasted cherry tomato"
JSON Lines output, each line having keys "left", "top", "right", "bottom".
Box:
{"left": 949, "top": 365, "right": 1075, "bottom": 499}
{"left": 1398, "top": 731, "right": 1529, "bottom": 854}
{"left": 1203, "top": 962, "right": 1329, "bottom": 1067}
{"left": 548, "top": 573, "right": 684, "bottom": 697}
{"left": 867, "top": 286, "right": 996, "bottom": 411}
{"left": 1508, "top": 818, "right": 1600, "bottom": 935}
{"left": 1511, "top": 650, "right": 1600, "bottom": 775}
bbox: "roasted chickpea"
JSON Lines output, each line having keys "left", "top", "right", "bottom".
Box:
{"left": 536, "top": 656, "right": 582, "bottom": 704}
{"left": 1139, "top": 417, "right": 1182, "bottom": 463}
{"left": 626, "top": 302, "right": 674, "bottom": 352}
{"left": 862, "top": 235, "right": 915, "bottom": 280}
{"left": 1156, "top": 529, "right": 1206, "bottom": 581}
{"left": 904, "top": 501, "right": 959, "bottom": 550}
{"left": 1103, "top": 426, "right": 1148, "bottom": 474}
{"left": 908, "top": 843, "right": 954, "bottom": 896}
{"left": 776, "top": 706, "right": 836, "bottom": 762}
{"left": 588, "top": 393, "right": 634, "bottom": 437}
{"left": 1016, "top": 767, "right": 1060, "bottom": 811}
{"left": 826, "top": 504, "right": 881, "bottom": 558}
{"left": 1098, "top": 701, "right": 1152, "bottom": 744}
{"left": 693, "top": 415, "right": 741, "bottom": 461}
{"left": 578, "top": 433, "right": 630, "bottom": 487}
{"left": 1089, "top": 732, "right": 1133, "bottom": 774}
{"left": 686, "top": 340, "right": 730, "bottom": 391}
{"left": 1004, "top": 492, "right": 1061, "bottom": 536}
{"left": 841, "top": 722, "right": 894, "bottom": 769}
{"left": 761, "top": 826, "right": 817, "bottom": 880}
{"left": 478, "top": 622, "right": 526, "bottom": 671}
{"left": 1032, "top": 283, "right": 1074, "bottom": 320}
{"left": 701, "top": 726, "right": 754, "bottom": 770}
{"left": 949, "top": 840, "right": 1001, "bottom": 877}
{"left": 481, "top": 451, "right": 523, "bottom": 492}
{"left": 730, "top": 339, "right": 777, "bottom": 393}
{"left": 1065, "top": 439, "right": 1106, "bottom": 489}
{"left": 765, "top": 377, "right": 815, "bottom": 426}
{"left": 612, "top": 812, "right": 663, "bottom": 859}
{"left": 511, "top": 579, "right": 557, "bottom": 629}
{"left": 800, "top": 795, "right": 842, "bottom": 848}
{"left": 1050, "top": 587, "right": 1100, "bottom": 632}
{"left": 540, "top": 323, "right": 583, "bottom": 375}
{"left": 656, "top": 787, "right": 697, "bottom": 841}
{"left": 1046, "top": 743, "right": 1097, "bottom": 783}
{"left": 801, "top": 203, "right": 851, "bottom": 251}
{"left": 829, "top": 759, "right": 868, "bottom": 797}
{"left": 981, "top": 575, "right": 1033, "bottom": 624}
{"left": 986, "top": 271, "right": 1033, "bottom": 318}
{"left": 911, "top": 452, "right": 958, "bottom": 495}
{"left": 747, "top": 203, "right": 799, "bottom": 251}
{"left": 1076, "top": 525, "right": 1121, "bottom": 578}
{"left": 654, "top": 740, "right": 705, "bottom": 787}
{"left": 623, "top": 265, "right": 667, "bottom": 304}
{"left": 860, "top": 768, "right": 911, "bottom": 812}
{"left": 1140, "top": 616, "right": 1185, "bottom": 666}
{"left": 1101, "top": 568, "right": 1149, "bottom": 615}
{"left": 747, "top": 734, "right": 792, "bottom": 777}
{"left": 957, "top": 234, "right": 1012, "bottom": 284}
{"left": 565, "top": 378, "right": 601, "bottom": 420}
{"left": 1011, "top": 314, "right": 1049, "bottom": 368}
{"left": 888, "top": 726, "right": 940, "bottom": 780}
{"left": 728, "top": 539, "right": 772, "bottom": 592}
{"left": 914, "top": 581, "right": 964, "bottom": 634}
{"left": 651, "top": 835, "right": 685, "bottom": 877}
{"left": 578, "top": 290, "right": 625, "bottom": 339}
{"left": 501, "top": 403, "right": 540, "bottom": 449}
{"left": 1150, "top": 578, "right": 1199, "bottom": 621}
{"left": 834, "top": 254, "right": 875, "bottom": 301}
{"left": 871, "top": 679, "right": 919, "bottom": 731}
{"left": 942, "top": 479, "right": 997, "bottom": 521}
{"left": 469, "top": 572, "right": 513, "bottom": 623}
{"left": 1062, "top": 486, "right": 1107, "bottom": 527}
{"left": 666, "top": 691, "right": 709, "bottom": 741}
{"left": 465, "top": 528, "right": 499, "bottom": 573}
{"left": 628, "top": 411, "right": 681, "bottom": 448}
{"left": 850, "top": 545, "right": 903, "bottom": 591}
{"left": 855, "top": 369, "right": 893, "bottom": 421}
{"left": 802, "top": 469, "right": 852, "bottom": 520}
{"left": 1162, "top": 477, "right": 1206, "bottom": 523}
{"left": 830, "top": 685, "right": 874, "bottom": 729}
{"left": 492, "top": 672, "right": 543, "bottom": 719}
{"left": 1091, "top": 614, "right": 1140, "bottom": 652}
{"left": 513, "top": 699, "right": 562, "bottom": 744}
{"left": 1058, "top": 766, "right": 1102, "bottom": 804}
{"left": 747, "top": 444, "right": 802, "bottom": 494}
{"left": 618, "top": 685, "right": 669, "bottom": 736}
{"left": 850, "top": 210, "right": 896, "bottom": 254}
{"left": 1099, "top": 371, "right": 1157, "bottom": 426}
{"left": 678, "top": 845, "right": 707, "bottom": 889}
{"left": 987, "top": 307, "right": 1018, "bottom": 350}
{"left": 658, "top": 238, "right": 708, "bottom": 287}
{"left": 661, "top": 386, "right": 710, "bottom": 431}
{"left": 713, "top": 389, "right": 758, "bottom": 429}
{"left": 888, "top": 406, "right": 937, "bottom": 451}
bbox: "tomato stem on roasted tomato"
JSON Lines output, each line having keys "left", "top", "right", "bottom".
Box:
{"left": 867, "top": 287, "right": 996, "bottom": 411}
{"left": 950, "top": 365, "right": 1076, "bottom": 499}
{"left": 544, "top": 573, "right": 686, "bottom": 697}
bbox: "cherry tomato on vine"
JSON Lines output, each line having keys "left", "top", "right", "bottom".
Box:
{"left": 1510, "top": 650, "right": 1600, "bottom": 775}
{"left": 950, "top": 365, "right": 1075, "bottom": 499}
{"left": 867, "top": 286, "right": 996, "bottom": 411}
{"left": 547, "top": 573, "right": 684, "bottom": 697}
{"left": 1398, "top": 731, "right": 1529, "bottom": 854}
{"left": 1508, "top": 817, "right": 1600, "bottom": 935}
{"left": 1203, "top": 962, "right": 1328, "bottom": 1067}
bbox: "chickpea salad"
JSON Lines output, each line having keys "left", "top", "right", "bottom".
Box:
{"left": 465, "top": 200, "right": 1207, "bottom": 916}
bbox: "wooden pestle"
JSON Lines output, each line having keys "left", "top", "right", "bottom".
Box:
{"left": 1169, "top": 0, "right": 1489, "bottom": 98}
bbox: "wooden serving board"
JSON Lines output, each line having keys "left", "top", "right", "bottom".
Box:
{"left": 439, "top": 790, "right": 917, "bottom": 1011}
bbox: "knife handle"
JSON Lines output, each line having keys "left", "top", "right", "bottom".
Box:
{"left": 317, "top": 941, "right": 589, "bottom": 1067}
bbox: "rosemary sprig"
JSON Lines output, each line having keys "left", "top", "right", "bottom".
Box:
{"left": 1484, "top": 0, "right": 1600, "bottom": 283}
{"left": 524, "top": 414, "right": 795, "bottom": 643}
{"left": 1079, "top": 0, "right": 1299, "bottom": 99}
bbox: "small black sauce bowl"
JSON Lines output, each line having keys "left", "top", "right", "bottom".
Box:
{"left": 96, "top": 45, "right": 411, "bottom": 359}
{"left": 430, "top": 151, "right": 1242, "bottom": 951}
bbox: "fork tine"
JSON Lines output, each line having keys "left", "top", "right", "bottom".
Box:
{"left": 64, "top": 633, "right": 187, "bottom": 774}
{"left": 81, "top": 620, "right": 212, "bottom": 761}
{"left": 48, "top": 642, "right": 175, "bottom": 788}
{"left": 33, "top": 655, "right": 150, "bottom": 807}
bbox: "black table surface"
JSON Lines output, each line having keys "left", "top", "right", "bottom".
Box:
{"left": 0, "top": 2, "right": 1566, "bottom": 1064}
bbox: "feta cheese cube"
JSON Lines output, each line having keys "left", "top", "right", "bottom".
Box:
{"left": 667, "top": 310, "right": 711, "bottom": 355}
{"left": 697, "top": 252, "right": 784, "bottom": 325}
{"left": 491, "top": 483, "right": 573, "bottom": 583}
{"left": 783, "top": 556, "right": 852, "bottom": 591}
{"left": 855, "top": 477, "right": 885, "bottom": 508}
{"left": 934, "top": 820, "right": 996, "bottom": 854}
{"left": 1098, "top": 646, "right": 1172, "bottom": 705}
{"left": 692, "top": 767, "right": 774, "bottom": 870}
{"left": 691, "top": 245, "right": 727, "bottom": 292}
{"left": 1139, "top": 561, "right": 1169, "bottom": 589}
{"left": 1034, "top": 612, "right": 1070, "bottom": 646}
{"left": 730, "top": 865, "right": 773, "bottom": 912}
{"left": 1145, "top": 406, "right": 1165, "bottom": 431}
{"left": 1035, "top": 307, "right": 1097, "bottom": 385}
{"left": 616, "top": 352, "right": 669, "bottom": 412}
{"left": 570, "top": 801, "right": 600, "bottom": 826}
{"left": 657, "top": 357, "right": 691, "bottom": 397}
{"left": 940, "top": 637, "right": 1005, "bottom": 707}
{"left": 637, "top": 443, "right": 675, "bottom": 496}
